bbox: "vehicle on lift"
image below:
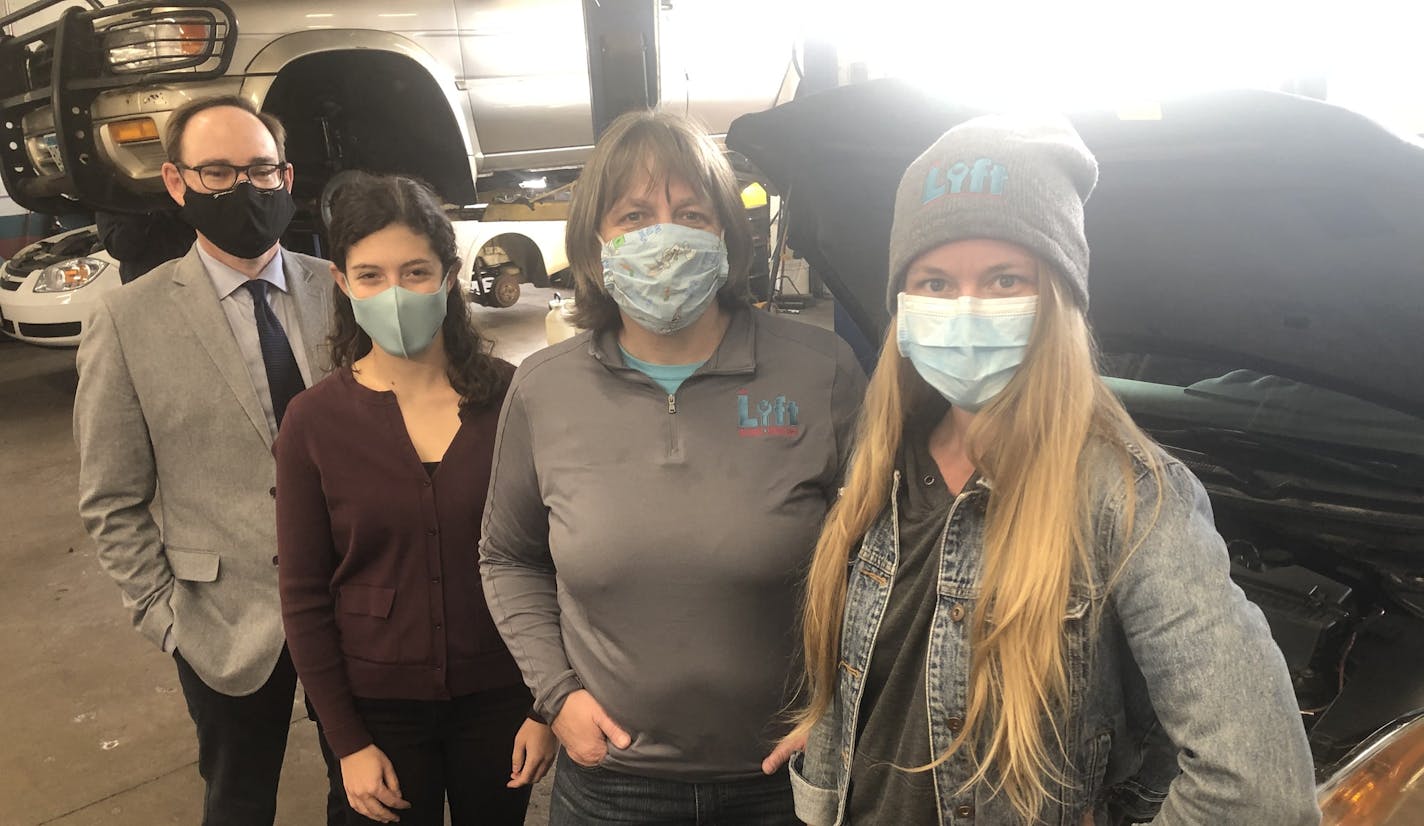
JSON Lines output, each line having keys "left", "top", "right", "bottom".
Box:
{"left": 730, "top": 80, "right": 1424, "bottom": 825}
{"left": 0, "top": 0, "right": 793, "bottom": 305}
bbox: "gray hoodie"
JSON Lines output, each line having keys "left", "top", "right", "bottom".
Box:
{"left": 480, "top": 307, "right": 866, "bottom": 781}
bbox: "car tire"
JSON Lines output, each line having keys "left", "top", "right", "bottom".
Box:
{"left": 490, "top": 265, "right": 522, "bottom": 308}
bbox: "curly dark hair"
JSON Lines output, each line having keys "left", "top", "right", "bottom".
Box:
{"left": 325, "top": 173, "right": 502, "bottom": 410}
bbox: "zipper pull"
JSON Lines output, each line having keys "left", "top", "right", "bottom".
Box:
{"left": 667, "top": 394, "right": 677, "bottom": 414}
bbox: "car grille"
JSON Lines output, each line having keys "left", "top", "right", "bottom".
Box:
{"left": 18, "top": 320, "right": 81, "bottom": 338}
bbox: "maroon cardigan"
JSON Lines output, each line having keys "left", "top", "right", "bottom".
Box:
{"left": 276, "top": 363, "right": 526, "bottom": 757}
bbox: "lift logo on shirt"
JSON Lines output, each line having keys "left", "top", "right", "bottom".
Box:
{"left": 737, "top": 389, "right": 799, "bottom": 437}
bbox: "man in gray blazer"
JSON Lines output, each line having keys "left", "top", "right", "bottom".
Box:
{"left": 75, "top": 95, "right": 333, "bottom": 826}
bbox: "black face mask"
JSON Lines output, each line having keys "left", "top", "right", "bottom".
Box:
{"left": 179, "top": 182, "right": 295, "bottom": 260}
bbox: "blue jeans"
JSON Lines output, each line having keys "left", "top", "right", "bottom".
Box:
{"left": 549, "top": 749, "right": 797, "bottom": 825}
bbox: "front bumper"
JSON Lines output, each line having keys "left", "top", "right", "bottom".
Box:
{"left": 0, "top": 1, "right": 237, "bottom": 214}
{"left": 0, "top": 270, "right": 116, "bottom": 347}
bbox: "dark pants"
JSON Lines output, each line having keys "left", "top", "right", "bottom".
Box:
{"left": 307, "top": 695, "right": 348, "bottom": 826}
{"left": 173, "top": 648, "right": 298, "bottom": 826}
{"left": 549, "top": 750, "right": 798, "bottom": 826}
{"left": 342, "top": 686, "right": 533, "bottom": 826}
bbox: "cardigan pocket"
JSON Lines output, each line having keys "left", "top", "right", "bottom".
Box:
{"left": 338, "top": 584, "right": 401, "bottom": 664}
{"left": 339, "top": 584, "right": 396, "bottom": 619}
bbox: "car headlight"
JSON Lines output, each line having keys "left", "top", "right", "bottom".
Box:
{"left": 33, "top": 258, "right": 109, "bottom": 293}
{"left": 103, "top": 19, "right": 212, "bottom": 73}
{"left": 1319, "top": 712, "right": 1424, "bottom": 825}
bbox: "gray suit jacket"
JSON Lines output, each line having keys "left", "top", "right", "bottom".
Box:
{"left": 75, "top": 244, "right": 334, "bottom": 696}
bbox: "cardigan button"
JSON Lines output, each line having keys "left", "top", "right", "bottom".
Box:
{"left": 268, "top": 486, "right": 276, "bottom": 498}
{"left": 270, "top": 555, "right": 279, "bottom": 566}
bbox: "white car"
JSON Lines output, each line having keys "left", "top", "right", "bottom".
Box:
{"left": 0, "top": 225, "right": 119, "bottom": 347}
{"left": 0, "top": 217, "right": 566, "bottom": 348}
{"left": 453, "top": 219, "right": 569, "bottom": 309}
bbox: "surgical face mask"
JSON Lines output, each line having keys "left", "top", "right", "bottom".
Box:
{"left": 179, "top": 181, "right": 295, "bottom": 260}
{"left": 896, "top": 293, "right": 1038, "bottom": 412}
{"left": 347, "top": 276, "right": 451, "bottom": 359}
{"left": 601, "top": 223, "right": 729, "bottom": 335}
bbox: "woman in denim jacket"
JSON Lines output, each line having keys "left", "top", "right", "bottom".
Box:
{"left": 782, "top": 115, "right": 1321, "bottom": 825}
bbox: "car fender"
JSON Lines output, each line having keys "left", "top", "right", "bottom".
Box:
{"left": 238, "top": 30, "right": 478, "bottom": 160}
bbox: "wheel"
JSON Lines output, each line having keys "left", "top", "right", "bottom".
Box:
{"left": 472, "top": 262, "right": 522, "bottom": 308}
{"left": 491, "top": 264, "right": 522, "bottom": 308}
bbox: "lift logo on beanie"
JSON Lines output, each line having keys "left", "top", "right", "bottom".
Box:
{"left": 886, "top": 114, "right": 1099, "bottom": 312}
{"left": 921, "top": 157, "right": 1009, "bottom": 202}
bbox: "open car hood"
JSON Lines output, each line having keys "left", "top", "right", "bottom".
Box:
{"left": 727, "top": 80, "right": 1424, "bottom": 418}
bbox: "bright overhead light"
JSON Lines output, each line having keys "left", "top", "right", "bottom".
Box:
{"left": 801, "top": 0, "right": 1337, "bottom": 111}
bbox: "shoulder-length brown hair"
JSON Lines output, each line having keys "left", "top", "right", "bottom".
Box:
{"left": 566, "top": 109, "right": 753, "bottom": 331}
{"left": 325, "top": 173, "right": 503, "bottom": 409}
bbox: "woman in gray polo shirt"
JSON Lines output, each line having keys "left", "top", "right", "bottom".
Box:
{"left": 479, "top": 110, "right": 866, "bottom": 823}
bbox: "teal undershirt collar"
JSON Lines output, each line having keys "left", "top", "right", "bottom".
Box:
{"left": 619, "top": 346, "right": 705, "bottom": 396}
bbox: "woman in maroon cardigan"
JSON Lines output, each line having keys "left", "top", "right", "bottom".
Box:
{"left": 276, "top": 173, "right": 555, "bottom": 825}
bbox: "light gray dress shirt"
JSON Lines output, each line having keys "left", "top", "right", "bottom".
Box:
{"left": 197, "top": 243, "right": 315, "bottom": 440}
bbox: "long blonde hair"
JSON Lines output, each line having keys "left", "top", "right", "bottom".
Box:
{"left": 795, "top": 267, "right": 1160, "bottom": 821}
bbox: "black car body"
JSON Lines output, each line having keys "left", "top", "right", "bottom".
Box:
{"left": 729, "top": 79, "right": 1424, "bottom": 823}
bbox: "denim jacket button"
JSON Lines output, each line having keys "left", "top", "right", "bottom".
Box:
{"left": 947, "top": 715, "right": 964, "bottom": 734}
{"left": 955, "top": 803, "right": 974, "bottom": 818}
{"left": 949, "top": 603, "right": 966, "bottom": 622}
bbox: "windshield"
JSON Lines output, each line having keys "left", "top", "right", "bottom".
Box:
{"left": 1101, "top": 353, "right": 1424, "bottom": 462}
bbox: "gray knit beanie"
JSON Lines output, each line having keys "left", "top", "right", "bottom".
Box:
{"left": 886, "top": 113, "right": 1098, "bottom": 312}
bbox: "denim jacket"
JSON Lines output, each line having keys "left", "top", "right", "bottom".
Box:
{"left": 790, "top": 441, "right": 1321, "bottom": 826}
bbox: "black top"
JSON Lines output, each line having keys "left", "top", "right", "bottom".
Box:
{"left": 847, "top": 401, "right": 953, "bottom": 823}
{"left": 94, "top": 209, "right": 195, "bottom": 283}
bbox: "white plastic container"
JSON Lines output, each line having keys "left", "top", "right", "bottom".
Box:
{"left": 545, "top": 294, "right": 579, "bottom": 345}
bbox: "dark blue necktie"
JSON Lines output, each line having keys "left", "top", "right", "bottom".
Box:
{"left": 241, "top": 279, "right": 305, "bottom": 428}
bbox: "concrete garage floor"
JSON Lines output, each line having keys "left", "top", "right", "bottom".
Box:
{"left": 0, "top": 278, "right": 833, "bottom": 826}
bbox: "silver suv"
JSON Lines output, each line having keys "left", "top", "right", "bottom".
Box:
{"left": 0, "top": 0, "right": 792, "bottom": 212}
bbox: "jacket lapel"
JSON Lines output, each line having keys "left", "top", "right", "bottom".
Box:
{"left": 169, "top": 246, "right": 273, "bottom": 449}
{"left": 285, "top": 254, "right": 333, "bottom": 380}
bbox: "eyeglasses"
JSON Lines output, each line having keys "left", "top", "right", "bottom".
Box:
{"left": 177, "top": 162, "right": 289, "bottom": 192}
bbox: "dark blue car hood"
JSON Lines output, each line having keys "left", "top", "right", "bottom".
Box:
{"left": 727, "top": 80, "right": 1424, "bottom": 418}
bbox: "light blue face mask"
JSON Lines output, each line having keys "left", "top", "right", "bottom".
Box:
{"left": 896, "top": 293, "right": 1039, "bottom": 412}
{"left": 347, "top": 275, "right": 451, "bottom": 359}
{"left": 601, "top": 223, "right": 729, "bottom": 335}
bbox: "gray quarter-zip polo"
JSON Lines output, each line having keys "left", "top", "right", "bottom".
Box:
{"left": 480, "top": 307, "right": 866, "bottom": 781}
